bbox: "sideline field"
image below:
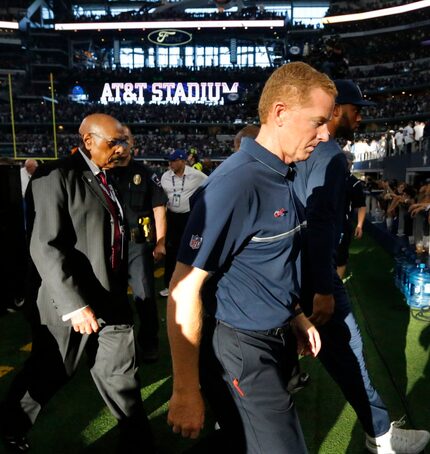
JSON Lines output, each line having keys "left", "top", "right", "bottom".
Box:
{"left": 0, "top": 234, "right": 429, "bottom": 453}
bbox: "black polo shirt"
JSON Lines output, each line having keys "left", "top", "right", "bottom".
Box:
{"left": 112, "top": 159, "right": 167, "bottom": 230}
{"left": 177, "top": 138, "right": 303, "bottom": 331}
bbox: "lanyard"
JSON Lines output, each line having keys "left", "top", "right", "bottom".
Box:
{"left": 172, "top": 174, "right": 186, "bottom": 194}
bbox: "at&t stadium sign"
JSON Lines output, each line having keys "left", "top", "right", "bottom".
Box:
{"left": 99, "top": 81, "right": 240, "bottom": 105}
{"left": 148, "top": 29, "right": 192, "bottom": 46}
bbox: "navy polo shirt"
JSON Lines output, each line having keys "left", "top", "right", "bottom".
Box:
{"left": 293, "top": 139, "right": 350, "bottom": 314}
{"left": 177, "top": 138, "right": 303, "bottom": 331}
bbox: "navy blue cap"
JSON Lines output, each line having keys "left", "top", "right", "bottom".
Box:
{"left": 168, "top": 149, "right": 187, "bottom": 161}
{"left": 334, "top": 80, "right": 376, "bottom": 107}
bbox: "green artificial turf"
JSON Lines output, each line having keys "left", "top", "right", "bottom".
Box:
{"left": 0, "top": 233, "right": 429, "bottom": 453}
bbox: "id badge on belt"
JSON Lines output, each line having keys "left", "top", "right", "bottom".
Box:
{"left": 172, "top": 193, "right": 181, "bottom": 207}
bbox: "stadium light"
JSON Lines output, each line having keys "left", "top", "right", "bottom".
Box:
{"left": 0, "top": 21, "right": 19, "bottom": 29}
{"left": 55, "top": 20, "right": 284, "bottom": 31}
{"left": 322, "top": 0, "right": 430, "bottom": 24}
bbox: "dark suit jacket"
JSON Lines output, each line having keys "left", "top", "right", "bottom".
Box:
{"left": 28, "top": 152, "right": 131, "bottom": 326}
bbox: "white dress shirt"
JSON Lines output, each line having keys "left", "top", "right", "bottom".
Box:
{"left": 161, "top": 165, "right": 207, "bottom": 213}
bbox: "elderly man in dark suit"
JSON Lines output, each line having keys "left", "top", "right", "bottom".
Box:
{"left": 0, "top": 114, "right": 154, "bottom": 453}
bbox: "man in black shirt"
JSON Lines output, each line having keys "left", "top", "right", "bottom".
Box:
{"left": 336, "top": 151, "right": 366, "bottom": 279}
{"left": 112, "top": 126, "right": 167, "bottom": 361}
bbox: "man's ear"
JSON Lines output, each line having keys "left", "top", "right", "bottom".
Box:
{"left": 332, "top": 104, "right": 342, "bottom": 119}
{"left": 82, "top": 133, "right": 92, "bottom": 152}
{"left": 273, "top": 102, "right": 288, "bottom": 127}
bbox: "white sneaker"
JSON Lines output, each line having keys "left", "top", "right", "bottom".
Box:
{"left": 366, "top": 417, "right": 430, "bottom": 453}
{"left": 159, "top": 288, "right": 169, "bottom": 297}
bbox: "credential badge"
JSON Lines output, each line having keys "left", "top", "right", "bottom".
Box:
{"left": 189, "top": 235, "right": 203, "bottom": 250}
{"left": 133, "top": 174, "right": 142, "bottom": 185}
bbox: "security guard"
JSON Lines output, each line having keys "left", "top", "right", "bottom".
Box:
{"left": 187, "top": 149, "right": 203, "bottom": 171}
{"left": 112, "top": 127, "right": 167, "bottom": 362}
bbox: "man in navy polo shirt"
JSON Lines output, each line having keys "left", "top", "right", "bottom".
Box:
{"left": 166, "top": 62, "right": 337, "bottom": 453}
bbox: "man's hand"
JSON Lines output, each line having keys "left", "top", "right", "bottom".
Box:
{"left": 153, "top": 239, "right": 166, "bottom": 262}
{"left": 409, "top": 203, "right": 427, "bottom": 217}
{"left": 71, "top": 306, "right": 100, "bottom": 335}
{"left": 167, "top": 389, "right": 205, "bottom": 439}
{"left": 308, "top": 293, "right": 335, "bottom": 327}
{"left": 290, "top": 313, "right": 321, "bottom": 358}
{"left": 354, "top": 225, "right": 363, "bottom": 239}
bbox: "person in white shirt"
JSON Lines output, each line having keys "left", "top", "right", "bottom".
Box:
{"left": 20, "top": 159, "right": 38, "bottom": 197}
{"left": 394, "top": 128, "right": 404, "bottom": 155}
{"left": 159, "top": 149, "right": 207, "bottom": 296}
{"left": 414, "top": 121, "right": 425, "bottom": 151}
{"left": 403, "top": 122, "right": 415, "bottom": 153}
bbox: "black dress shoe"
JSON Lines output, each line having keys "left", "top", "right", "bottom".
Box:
{"left": 2, "top": 434, "right": 30, "bottom": 452}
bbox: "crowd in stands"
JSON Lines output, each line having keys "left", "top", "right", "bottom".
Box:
{"left": 324, "top": 7, "right": 430, "bottom": 33}
{"left": 347, "top": 121, "right": 428, "bottom": 162}
{"left": 326, "top": 0, "right": 418, "bottom": 16}
{"left": 362, "top": 93, "right": 430, "bottom": 119}
{"left": 70, "top": 7, "right": 283, "bottom": 23}
{"left": 361, "top": 94, "right": 430, "bottom": 119}
{"left": 358, "top": 71, "right": 430, "bottom": 93}
{"left": 2, "top": 131, "right": 234, "bottom": 159}
{"left": 351, "top": 61, "right": 430, "bottom": 79}
{"left": 286, "top": 21, "right": 321, "bottom": 31}
{"left": 3, "top": 119, "right": 429, "bottom": 161}
{"left": 0, "top": 2, "right": 27, "bottom": 21}
{"left": 2, "top": 89, "right": 429, "bottom": 126}
{"left": 364, "top": 176, "right": 430, "bottom": 249}
{"left": 351, "top": 61, "right": 429, "bottom": 80}
{"left": 0, "top": 99, "right": 259, "bottom": 125}
{"left": 2, "top": 0, "right": 429, "bottom": 163}
{"left": 60, "top": 66, "right": 272, "bottom": 86}
{"left": 345, "top": 28, "right": 428, "bottom": 66}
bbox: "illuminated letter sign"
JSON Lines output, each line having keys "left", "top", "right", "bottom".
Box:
{"left": 99, "top": 81, "right": 240, "bottom": 105}
{"left": 147, "top": 29, "right": 192, "bottom": 46}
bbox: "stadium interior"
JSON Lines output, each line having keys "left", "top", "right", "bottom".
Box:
{"left": 0, "top": 0, "right": 430, "bottom": 453}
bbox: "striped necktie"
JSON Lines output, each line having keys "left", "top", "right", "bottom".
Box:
{"left": 97, "top": 172, "right": 122, "bottom": 271}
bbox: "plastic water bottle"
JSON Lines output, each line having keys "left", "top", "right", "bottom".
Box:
{"left": 406, "top": 263, "right": 430, "bottom": 309}
{"left": 402, "top": 259, "right": 420, "bottom": 296}
{"left": 394, "top": 248, "right": 410, "bottom": 289}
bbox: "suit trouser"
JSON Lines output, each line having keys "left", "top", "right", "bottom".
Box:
{"left": 316, "top": 278, "right": 391, "bottom": 438}
{"left": 1, "top": 322, "right": 153, "bottom": 449}
{"left": 128, "top": 241, "right": 159, "bottom": 349}
{"left": 207, "top": 320, "right": 307, "bottom": 454}
{"left": 164, "top": 211, "right": 190, "bottom": 288}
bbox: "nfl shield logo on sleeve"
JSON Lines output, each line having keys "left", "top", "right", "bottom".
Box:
{"left": 189, "top": 235, "right": 203, "bottom": 250}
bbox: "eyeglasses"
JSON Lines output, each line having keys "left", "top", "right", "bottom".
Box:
{"left": 89, "top": 132, "right": 129, "bottom": 149}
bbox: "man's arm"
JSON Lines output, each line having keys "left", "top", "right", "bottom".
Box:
{"left": 30, "top": 168, "right": 100, "bottom": 334}
{"left": 152, "top": 205, "right": 166, "bottom": 261}
{"left": 409, "top": 202, "right": 429, "bottom": 217}
{"left": 167, "top": 262, "right": 208, "bottom": 439}
{"left": 354, "top": 206, "right": 367, "bottom": 239}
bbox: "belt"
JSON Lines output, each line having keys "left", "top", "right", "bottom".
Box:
{"left": 217, "top": 320, "right": 291, "bottom": 338}
{"left": 255, "top": 324, "right": 291, "bottom": 337}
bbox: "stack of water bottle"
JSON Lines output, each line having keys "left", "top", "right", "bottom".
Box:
{"left": 395, "top": 248, "right": 430, "bottom": 309}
